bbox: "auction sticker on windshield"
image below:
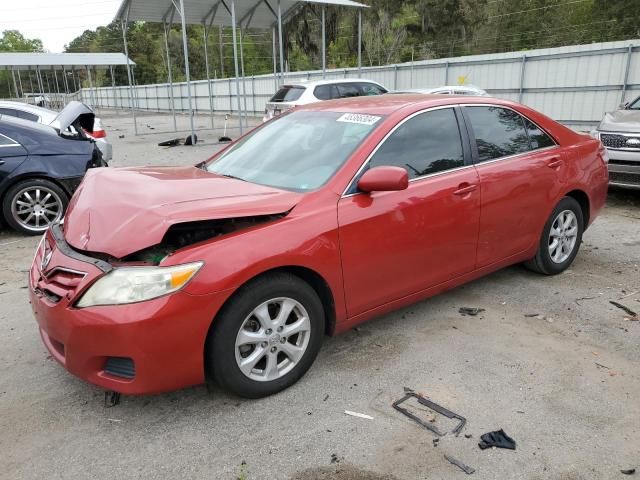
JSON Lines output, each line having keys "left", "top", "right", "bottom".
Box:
{"left": 336, "top": 113, "right": 381, "bottom": 126}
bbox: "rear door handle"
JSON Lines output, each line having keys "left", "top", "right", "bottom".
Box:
{"left": 453, "top": 183, "right": 477, "bottom": 196}
{"left": 547, "top": 158, "right": 563, "bottom": 169}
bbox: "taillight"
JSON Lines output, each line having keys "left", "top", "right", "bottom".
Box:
{"left": 91, "top": 129, "right": 106, "bottom": 139}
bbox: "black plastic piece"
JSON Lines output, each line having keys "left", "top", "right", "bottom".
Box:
{"left": 392, "top": 391, "right": 466, "bottom": 437}
{"left": 104, "top": 357, "right": 135, "bottom": 379}
{"left": 50, "top": 223, "right": 112, "bottom": 273}
{"left": 444, "top": 454, "right": 475, "bottom": 475}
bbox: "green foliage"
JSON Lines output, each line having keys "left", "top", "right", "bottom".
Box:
{"left": 0, "top": 30, "right": 44, "bottom": 98}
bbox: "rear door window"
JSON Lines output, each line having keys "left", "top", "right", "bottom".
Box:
{"left": 0, "top": 108, "right": 19, "bottom": 118}
{"left": 524, "top": 118, "right": 556, "bottom": 149}
{"left": 359, "top": 83, "right": 387, "bottom": 96}
{"left": 0, "top": 133, "right": 19, "bottom": 145}
{"left": 313, "top": 84, "right": 339, "bottom": 100}
{"left": 368, "top": 108, "right": 465, "bottom": 179}
{"left": 465, "top": 106, "right": 530, "bottom": 162}
{"left": 336, "top": 83, "right": 361, "bottom": 98}
{"left": 17, "top": 110, "right": 39, "bottom": 122}
{"left": 269, "top": 86, "right": 305, "bottom": 103}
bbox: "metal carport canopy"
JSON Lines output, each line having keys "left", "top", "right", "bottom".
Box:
{"left": 114, "top": 0, "right": 368, "bottom": 28}
{"left": 0, "top": 53, "right": 135, "bottom": 71}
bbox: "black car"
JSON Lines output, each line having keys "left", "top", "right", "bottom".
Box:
{"left": 0, "top": 102, "right": 106, "bottom": 235}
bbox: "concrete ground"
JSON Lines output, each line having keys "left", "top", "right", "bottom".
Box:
{"left": 1, "top": 112, "right": 639, "bottom": 480}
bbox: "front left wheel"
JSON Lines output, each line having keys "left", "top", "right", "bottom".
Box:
{"left": 2, "top": 178, "right": 68, "bottom": 235}
{"left": 206, "top": 272, "right": 325, "bottom": 398}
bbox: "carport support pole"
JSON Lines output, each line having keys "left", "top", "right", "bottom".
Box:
{"left": 518, "top": 55, "right": 526, "bottom": 103}
{"left": 17, "top": 70, "right": 24, "bottom": 98}
{"left": 28, "top": 71, "right": 34, "bottom": 97}
{"left": 71, "top": 68, "right": 78, "bottom": 93}
{"left": 621, "top": 44, "right": 632, "bottom": 104}
{"left": 163, "top": 23, "right": 177, "bottom": 131}
{"left": 203, "top": 26, "right": 215, "bottom": 129}
{"left": 53, "top": 68, "right": 61, "bottom": 107}
{"left": 109, "top": 66, "right": 116, "bottom": 108}
{"left": 277, "top": 0, "right": 284, "bottom": 82}
{"left": 321, "top": 6, "right": 326, "bottom": 79}
{"left": 62, "top": 67, "right": 70, "bottom": 96}
{"left": 11, "top": 69, "right": 19, "bottom": 99}
{"left": 239, "top": 28, "right": 248, "bottom": 128}
{"left": 272, "top": 27, "right": 278, "bottom": 89}
{"left": 45, "top": 73, "right": 52, "bottom": 106}
{"left": 178, "top": 0, "right": 196, "bottom": 143}
{"left": 230, "top": 0, "right": 243, "bottom": 135}
{"left": 358, "top": 9, "right": 362, "bottom": 76}
{"left": 86, "top": 66, "right": 95, "bottom": 107}
{"left": 121, "top": 18, "right": 138, "bottom": 136}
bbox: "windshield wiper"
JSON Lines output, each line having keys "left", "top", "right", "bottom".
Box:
{"left": 221, "top": 173, "right": 247, "bottom": 182}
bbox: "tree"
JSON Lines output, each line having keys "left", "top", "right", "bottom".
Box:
{"left": 0, "top": 30, "right": 44, "bottom": 98}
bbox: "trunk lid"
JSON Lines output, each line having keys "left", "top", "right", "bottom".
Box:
{"left": 49, "top": 101, "right": 95, "bottom": 134}
{"left": 63, "top": 166, "right": 302, "bottom": 258}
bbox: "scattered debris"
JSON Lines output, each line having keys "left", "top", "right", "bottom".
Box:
{"left": 465, "top": 434, "right": 473, "bottom": 438}
{"left": 620, "top": 468, "right": 636, "bottom": 475}
{"left": 595, "top": 362, "right": 611, "bottom": 370}
{"left": 104, "top": 391, "right": 121, "bottom": 408}
{"left": 610, "top": 301, "right": 637, "bottom": 318}
{"left": 478, "top": 429, "right": 516, "bottom": 450}
{"left": 323, "top": 394, "right": 329, "bottom": 402}
{"left": 219, "top": 114, "right": 232, "bottom": 142}
{"left": 575, "top": 296, "right": 596, "bottom": 305}
{"left": 458, "top": 307, "right": 485, "bottom": 316}
{"left": 432, "top": 438, "right": 439, "bottom": 447}
{"left": 330, "top": 453, "right": 341, "bottom": 464}
{"left": 344, "top": 410, "right": 373, "bottom": 420}
{"left": 184, "top": 134, "right": 197, "bottom": 145}
{"left": 444, "top": 454, "right": 475, "bottom": 475}
{"left": 392, "top": 391, "right": 466, "bottom": 437}
{"left": 118, "top": 134, "right": 125, "bottom": 139}
{"left": 158, "top": 138, "right": 181, "bottom": 147}
{"left": 146, "top": 124, "right": 155, "bottom": 130}
{"left": 107, "top": 418, "right": 122, "bottom": 422}
{"left": 620, "top": 291, "right": 639, "bottom": 300}
{"left": 524, "top": 313, "right": 541, "bottom": 317}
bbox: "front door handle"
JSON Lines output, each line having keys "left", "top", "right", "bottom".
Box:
{"left": 547, "top": 158, "right": 563, "bottom": 169}
{"left": 453, "top": 183, "right": 477, "bottom": 196}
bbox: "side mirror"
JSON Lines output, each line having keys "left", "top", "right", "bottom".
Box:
{"left": 619, "top": 102, "right": 630, "bottom": 110}
{"left": 357, "top": 166, "right": 409, "bottom": 193}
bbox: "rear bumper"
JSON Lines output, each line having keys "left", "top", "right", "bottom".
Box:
{"left": 29, "top": 227, "right": 230, "bottom": 395}
{"left": 607, "top": 149, "right": 640, "bottom": 188}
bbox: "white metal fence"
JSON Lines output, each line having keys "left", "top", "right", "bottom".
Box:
{"left": 82, "top": 39, "right": 640, "bottom": 131}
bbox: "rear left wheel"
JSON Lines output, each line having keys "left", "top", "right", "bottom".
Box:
{"left": 206, "top": 272, "right": 325, "bottom": 398}
{"left": 524, "top": 196, "right": 584, "bottom": 275}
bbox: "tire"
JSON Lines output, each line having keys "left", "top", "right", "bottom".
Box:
{"left": 524, "top": 196, "right": 584, "bottom": 275}
{"left": 206, "top": 272, "right": 325, "bottom": 398}
{"left": 2, "top": 179, "right": 68, "bottom": 235}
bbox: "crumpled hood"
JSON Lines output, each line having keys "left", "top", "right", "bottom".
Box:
{"left": 599, "top": 109, "right": 640, "bottom": 133}
{"left": 63, "top": 166, "right": 302, "bottom": 258}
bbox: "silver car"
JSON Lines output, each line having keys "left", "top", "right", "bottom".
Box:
{"left": 592, "top": 96, "right": 640, "bottom": 189}
{"left": 0, "top": 101, "right": 112, "bottom": 162}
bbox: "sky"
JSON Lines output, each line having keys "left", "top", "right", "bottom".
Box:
{"left": 1, "top": 0, "right": 123, "bottom": 53}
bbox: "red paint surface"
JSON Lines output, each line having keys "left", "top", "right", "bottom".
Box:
{"left": 30, "top": 95, "right": 609, "bottom": 394}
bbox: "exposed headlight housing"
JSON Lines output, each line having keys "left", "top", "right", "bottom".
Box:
{"left": 76, "top": 262, "right": 203, "bottom": 307}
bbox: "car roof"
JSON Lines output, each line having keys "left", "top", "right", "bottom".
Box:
{"left": 295, "top": 94, "right": 514, "bottom": 116}
{"left": 280, "top": 78, "right": 385, "bottom": 88}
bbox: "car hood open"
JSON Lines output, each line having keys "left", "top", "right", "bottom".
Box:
{"left": 599, "top": 109, "right": 640, "bottom": 133}
{"left": 50, "top": 100, "right": 95, "bottom": 133}
{"left": 63, "top": 166, "right": 303, "bottom": 258}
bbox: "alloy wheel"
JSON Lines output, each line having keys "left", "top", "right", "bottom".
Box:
{"left": 10, "top": 186, "right": 63, "bottom": 233}
{"left": 548, "top": 209, "right": 578, "bottom": 264}
{"left": 235, "top": 297, "right": 311, "bottom": 382}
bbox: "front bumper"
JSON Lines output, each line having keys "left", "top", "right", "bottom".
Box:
{"left": 29, "top": 226, "right": 230, "bottom": 395}
{"left": 607, "top": 148, "right": 640, "bottom": 188}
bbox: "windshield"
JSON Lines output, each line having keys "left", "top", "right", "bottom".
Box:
{"left": 628, "top": 97, "right": 640, "bottom": 110}
{"left": 207, "top": 111, "right": 382, "bottom": 192}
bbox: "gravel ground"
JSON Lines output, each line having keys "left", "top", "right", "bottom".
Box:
{"left": 0, "top": 112, "right": 639, "bottom": 480}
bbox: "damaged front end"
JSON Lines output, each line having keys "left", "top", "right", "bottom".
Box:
{"left": 87, "top": 213, "right": 289, "bottom": 266}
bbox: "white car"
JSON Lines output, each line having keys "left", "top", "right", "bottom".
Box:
{"left": 393, "top": 85, "right": 489, "bottom": 96}
{"left": 263, "top": 79, "right": 388, "bottom": 122}
{"left": 0, "top": 101, "right": 112, "bottom": 161}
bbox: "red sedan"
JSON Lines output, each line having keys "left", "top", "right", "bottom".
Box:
{"left": 29, "top": 95, "right": 608, "bottom": 398}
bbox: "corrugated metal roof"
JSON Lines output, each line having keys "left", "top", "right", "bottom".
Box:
{"left": 0, "top": 53, "right": 135, "bottom": 70}
{"left": 114, "top": 0, "right": 367, "bottom": 28}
